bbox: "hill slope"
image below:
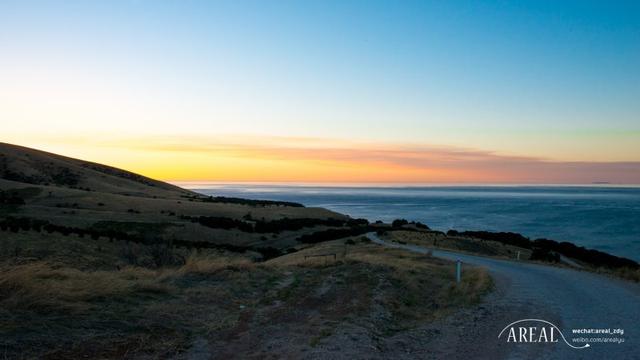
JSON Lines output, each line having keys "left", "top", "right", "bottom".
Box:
{"left": 0, "top": 142, "right": 352, "bottom": 254}
{"left": 0, "top": 142, "right": 192, "bottom": 198}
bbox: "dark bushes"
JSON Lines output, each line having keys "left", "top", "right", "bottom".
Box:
{"left": 0, "top": 216, "right": 140, "bottom": 243}
{"left": 447, "top": 230, "right": 531, "bottom": 249}
{"left": 0, "top": 157, "right": 81, "bottom": 186}
{"left": 392, "top": 219, "right": 409, "bottom": 227}
{"left": 254, "top": 217, "right": 345, "bottom": 233}
{"left": 0, "top": 191, "right": 25, "bottom": 205}
{"left": 0, "top": 216, "right": 294, "bottom": 261}
{"left": 149, "top": 239, "right": 185, "bottom": 267}
{"left": 254, "top": 247, "right": 283, "bottom": 261}
{"left": 529, "top": 247, "right": 561, "bottom": 263}
{"left": 182, "top": 215, "right": 368, "bottom": 234}
{"left": 196, "top": 195, "right": 304, "bottom": 208}
{"left": 446, "top": 229, "right": 639, "bottom": 270}
{"left": 297, "top": 226, "right": 371, "bottom": 244}
{"left": 81, "top": 163, "right": 157, "bottom": 187}
{"left": 534, "top": 238, "right": 638, "bottom": 269}
{"left": 187, "top": 216, "right": 253, "bottom": 232}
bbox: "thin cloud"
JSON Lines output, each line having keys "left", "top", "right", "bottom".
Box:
{"left": 101, "top": 135, "right": 640, "bottom": 184}
{"left": 24, "top": 134, "right": 640, "bottom": 183}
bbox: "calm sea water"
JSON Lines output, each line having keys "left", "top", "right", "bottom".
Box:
{"left": 188, "top": 185, "right": 640, "bottom": 261}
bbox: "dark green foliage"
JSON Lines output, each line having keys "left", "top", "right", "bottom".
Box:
{"left": 181, "top": 215, "right": 367, "bottom": 234}
{"left": 254, "top": 217, "right": 344, "bottom": 233}
{"left": 534, "top": 238, "right": 638, "bottom": 269}
{"left": 0, "top": 191, "right": 25, "bottom": 205}
{"left": 81, "top": 163, "right": 157, "bottom": 187}
{"left": 172, "top": 239, "right": 249, "bottom": 253}
{"left": 529, "top": 247, "right": 561, "bottom": 263}
{"left": 182, "top": 216, "right": 254, "bottom": 232}
{"left": 149, "top": 239, "right": 185, "bottom": 267}
{"left": 254, "top": 247, "right": 283, "bottom": 261}
{"left": 348, "top": 218, "right": 370, "bottom": 226}
{"left": 0, "top": 188, "right": 41, "bottom": 207}
{"left": 297, "top": 227, "right": 371, "bottom": 244}
{"left": 392, "top": 219, "right": 409, "bottom": 227}
{"left": 50, "top": 167, "right": 80, "bottom": 186}
{"left": 447, "top": 230, "right": 531, "bottom": 249}
{"left": 0, "top": 156, "right": 81, "bottom": 186}
{"left": 0, "top": 216, "right": 288, "bottom": 260}
{"left": 196, "top": 195, "right": 304, "bottom": 208}
{"left": 360, "top": 236, "right": 372, "bottom": 243}
{"left": 446, "top": 229, "right": 639, "bottom": 269}
{"left": 91, "top": 221, "right": 173, "bottom": 240}
{"left": 56, "top": 203, "right": 79, "bottom": 209}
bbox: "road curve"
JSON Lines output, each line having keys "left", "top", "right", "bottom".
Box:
{"left": 368, "top": 233, "right": 640, "bottom": 360}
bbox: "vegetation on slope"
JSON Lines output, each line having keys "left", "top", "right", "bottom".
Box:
{"left": 0, "top": 233, "right": 491, "bottom": 358}
{"left": 446, "top": 230, "right": 639, "bottom": 270}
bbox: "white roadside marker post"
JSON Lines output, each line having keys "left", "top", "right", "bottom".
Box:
{"left": 517, "top": 251, "right": 521, "bottom": 260}
{"left": 456, "top": 260, "right": 461, "bottom": 284}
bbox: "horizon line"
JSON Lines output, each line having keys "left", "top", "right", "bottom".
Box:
{"left": 172, "top": 181, "right": 640, "bottom": 189}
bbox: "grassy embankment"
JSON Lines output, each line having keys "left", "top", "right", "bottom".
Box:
{"left": 0, "top": 232, "right": 491, "bottom": 358}
{"left": 381, "top": 230, "right": 640, "bottom": 282}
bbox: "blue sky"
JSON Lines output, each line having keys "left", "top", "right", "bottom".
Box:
{"left": 1, "top": 0, "right": 639, "bottom": 182}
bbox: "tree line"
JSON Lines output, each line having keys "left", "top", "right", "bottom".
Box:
{"left": 188, "top": 195, "right": 305, "bottom": 208}
{"left": 180, "top": 215, "right": 369, "bottom": 233}
{"left": 0, "top": 216, "right": 294, "bottom": 261}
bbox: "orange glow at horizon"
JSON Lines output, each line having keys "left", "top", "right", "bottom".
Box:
{"left": 3, "top": 135, "right": 640, "bottom": 184}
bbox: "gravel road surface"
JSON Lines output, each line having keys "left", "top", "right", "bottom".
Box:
{"left": 369, "top": 233, "right": 640, "bottom": 359}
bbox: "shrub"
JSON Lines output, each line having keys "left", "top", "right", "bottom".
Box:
{"left": 529, "top": 248, "right": 560, "bottom": 263}
{"left": 148, "top": 240, "right": 185, "bottom": 268}
{"left": 0, "top": 191, "right": 25, "bottom": 205}
{"left": 199, "top": 196, "right": 304, "bottom": 208}
{"left": 121, "top": 243, "right": 140, "bottom": 266}
{"left": 297, "top": 227, "right": 370, "bottom": 244}
{"left": 392, "top": 219, "right": 409, "bottom": 227}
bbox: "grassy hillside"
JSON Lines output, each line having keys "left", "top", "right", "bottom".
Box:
{"left": 0, "top": 143, "right": 493, "bottom": 358}
{"left": 0, "top": 142, "right": 192, "bottom": 198}
{"left": 0, "top": 142, "right": 353, "bottom": 253}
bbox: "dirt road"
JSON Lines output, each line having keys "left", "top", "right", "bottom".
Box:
{"left": 369, "top": 233, "right": 640, "bottom": 359}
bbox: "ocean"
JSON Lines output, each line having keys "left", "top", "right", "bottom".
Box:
{"left": 187, "top": 184, "right": 640, "bottom": 262}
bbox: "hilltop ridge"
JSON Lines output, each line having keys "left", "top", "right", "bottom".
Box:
{"left": 0, "top": 142, "right": 193, "bottom": 198}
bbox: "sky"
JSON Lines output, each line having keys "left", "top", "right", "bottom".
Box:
{"left": 1, "top": 0, "right": 639, "bottom": 183}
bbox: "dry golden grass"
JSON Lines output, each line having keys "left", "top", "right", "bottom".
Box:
{"left": 0, "top": 262, "right": 171, "bottom": 313}
{"left": 268, "top": 238, "right": 493, "bottom": 327}
{"left": 0, "top": 234, "right": 494, "bottom": 358}
{"left": 178, "top": 251, "right": 255, "bottom": 275}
